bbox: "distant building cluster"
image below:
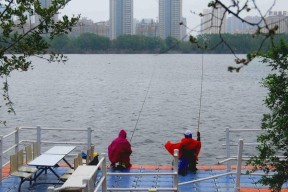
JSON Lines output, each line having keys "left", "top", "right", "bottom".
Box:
{"left": 2, "top": 0, "right": 60, "bottom": 34}
{"left": 70, "top": 0, "right": 187, "bottom": 41}
{"left": 201, "top": 5, "right": 226, "bottom": 34}
{"left": 201, "top": 7, "right": 288, "bottom": 34}
{"left": 3, "top": 0, "right": 288, "bottom": 39}
{"left": 265, "top": 11, "right": 288, "bottom": 33}
{"left": 70, "top": 2, "right": 288, "bottom": 39}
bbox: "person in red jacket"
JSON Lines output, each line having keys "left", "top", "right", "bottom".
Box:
{"left": 108, "top": 129, "right": 132, "bottom": 169}
{"left": 165, "top": 130, "right": 201, "bottom": 175}
{"left": 179, "top": 130, "right": 201, "bottom": 174}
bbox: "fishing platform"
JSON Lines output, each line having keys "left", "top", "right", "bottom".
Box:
{"left": 1, "top": 164, "right": 288, "bottom": 192}
{"left": 1, "top": 126, "right": 288, "bottom": 192}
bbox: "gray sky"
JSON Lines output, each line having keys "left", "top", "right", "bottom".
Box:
{"left": 61, "top": 0, "right": 287, "bottom": 33}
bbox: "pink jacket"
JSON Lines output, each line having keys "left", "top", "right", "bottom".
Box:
{"left": 108, "top": 130, "right": 132, "bottom": 166}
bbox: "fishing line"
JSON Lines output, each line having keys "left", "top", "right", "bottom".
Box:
{"left": 197, "top": 38, "right": 206, "bottom": 132}
{"left": 130, "top": 68, "right": 155, "bottom": 143}
{"left": 129, "top": 27, "right": 203, "bottom": 139}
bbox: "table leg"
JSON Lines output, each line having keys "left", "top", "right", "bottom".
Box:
{"left": 63, "top": 157, "right": 73, "bottom": 169}
{"left": 48, "top": 167, "right": 61, "bottom": 179}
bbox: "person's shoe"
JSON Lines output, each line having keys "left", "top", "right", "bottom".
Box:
{"left": 190, "top": 167, "right": 198, "bottom": 173}
{"left": 126, "top": 163, "right": 132, "bottom": 169}
{"left": 178, "top": 169, "right": 187, "bottom": 176}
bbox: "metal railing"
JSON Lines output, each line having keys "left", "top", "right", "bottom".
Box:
{"left": 48, "top": 139, "right": 246, "bottom": 192}
{"left": 0, "top": 125, "right": 92, "bottom": 180}
{"left": 48, "top": 154, "right": 107, "bottom": 192}
{"left": 221, "top": 127, "right": 262, "bottom": 171}
{"left": 1, "top": 126, "right": 268, "bottom": 192}
{"left": 178, "top": 139, "right": 244, "bottom": 192}
{"left": 104, "top": 149, "right": 179, "bottom": 192}
{"left": 48, "top": 150, "right": 179, "bottom": 192}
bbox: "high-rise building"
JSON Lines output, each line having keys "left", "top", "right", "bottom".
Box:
{"left": 159, "top": 0, "right": 183, "bottom": 40}
{"left": 135, "top": 19, "right": 158, "bottom": 37}
{"left": 110, "top": 0, "right": 133, "bottom": 39}
{"left": 265, "top": 11, "right": 288, "bottom": 33}
{"left": 201, "top": 5, "right": 226, "bottom": 34}
{"left": 226, "top": 15, "right": 261, "bottom": 34}
{"left": 35, "top": 0, "right": 58, "bottom": 24}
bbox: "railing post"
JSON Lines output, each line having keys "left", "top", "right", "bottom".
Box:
{"left": 235, "top": 139, "right": 243, "bottom": 192}
{"left": 37, "top": 125, "right": 41, "bottom": 154}
{"left": 0, "top": 135, "right": 3, "bottom": 181}
{"left": 101, "top": 153, "right": 107, "bottom": 192}
{"left": 226, "top": 127, "right": 231, "bottom": 171}
{"left": 87, "top": 127, "right": 92, "bottom": 148}
{"left": 15, "top": 127, "right": 20, "bottom": 153}
{"left": 173, "top": 149, "right": 179, "bottom": 192}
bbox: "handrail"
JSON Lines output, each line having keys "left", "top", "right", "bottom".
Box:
{"left": 223, "top": 127, "right": 264, "bottom": 171}
{"left": 179, "top": 172, "right": 235, "bottom": 185}
{"left": 0, "top": 126, "right": 93, "bottom": 181}
{"left": 2, "top": 126, "right": 269, "bottom": 192}
{"left": 94, "top": 176, "right": 106, "bottom": 192}
{"left": 228, "top": 129, "right": 262, "bottom": 132}
{"left": 2, "top": 131, "right": 18, "bottom": 139}
{"left": 178, "top": 139, "right": 245, "bottom": 192}
{"left": 46, "top": 137, "right": 272, "bottom": 192}
{"left": 222, "top": 142, "right": 260, "bottom": 146}
{"left": 48, "top": 156, "right": 106, "bottom": 192}
{"left": 107, "top": 172, "right": 177, "bottom": 176}
{"left": 106, "top": 187, "right": 178, "bottom": 191}
{"left": 20, "top": 127, "right": 93, "bottom": 132}
{"left": 50, "top": 153, "right": 180, "bottom": 192}
{"left": 94, "top": 151, "right": 179, "bottom": 192}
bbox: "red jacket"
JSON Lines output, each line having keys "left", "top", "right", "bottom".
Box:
{"left": 108, "top": 130, "right": 132, "bottom": 166}
{"left": 180, "top": 137, "right": 201, "bottom": 160}
{"left": 165, "top": 138, "right": 201, "bottom": 160}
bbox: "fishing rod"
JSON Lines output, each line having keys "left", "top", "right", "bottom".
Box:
{"left": 130, "top": 71, "right": 154, "bottom": 143}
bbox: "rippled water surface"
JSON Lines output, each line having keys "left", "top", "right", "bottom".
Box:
{"left": 0, "top": 54, "right": 269, "bottom": 165}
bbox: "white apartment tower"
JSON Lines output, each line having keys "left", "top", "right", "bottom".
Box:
{"left": 159, "top": 0, "right": 183, "bottom": 40}
{"left": 201, "top": 5, "right": 226, "bottom": 34}
{"left": 110, "top": 0, "right": 133, "bottom": 40}
{"left": 265, "top": 11, "right": 288, "bottom": 33}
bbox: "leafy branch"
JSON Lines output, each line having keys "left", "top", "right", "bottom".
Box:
{"left": 0, "top": 0, "right": 79, "bottom": 125}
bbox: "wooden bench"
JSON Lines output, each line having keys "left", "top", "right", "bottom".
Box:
{"left": 17, "top": 148, "right": 38, "bottom": 174}
{"left": 59, "top": 154, "right": 81, "bottom": 181}
{"left": 47, "top": 165, "right": 99, "bottom": 192}
{"left": 10, "top": 153, "right": 34, "bottom": 192}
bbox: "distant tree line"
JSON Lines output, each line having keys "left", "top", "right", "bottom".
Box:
{"left": 48, "top": 33, "right": 288, "bottom": 54}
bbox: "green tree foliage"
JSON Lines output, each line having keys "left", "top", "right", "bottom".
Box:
{"left": 199, "top": 1, "right": 288, "bottom": 190}
{"left": 0, "top": 0, "right": 79, "bottom": 124}
{"left": 50, "top": 34, "right": 71, "bottom": 52}
{"left": 247, "top": 39, "right": 288, "bottom": 191}
{"left": 112, "top": 35, "right": 166, "bottom": 51}
{"left": 48, "top": 33, "right": 288, "bottom": 54}
{"left": 75, "top": 33, "right": 110, "bottom": 52}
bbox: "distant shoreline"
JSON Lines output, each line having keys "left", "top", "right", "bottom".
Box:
{"left": 52, "top": 50, "right": 242, "bottom": 54}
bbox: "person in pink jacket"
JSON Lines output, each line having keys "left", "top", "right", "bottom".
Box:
{"left": 108, "top": 129, "right": 132, "bottom": 169}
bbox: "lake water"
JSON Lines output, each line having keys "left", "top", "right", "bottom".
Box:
{"left": 0, "top": 54, "right": 269, "bottom": 165}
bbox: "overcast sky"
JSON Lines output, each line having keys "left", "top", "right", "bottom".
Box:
{"left": 61, "top": 0, "right": 287, "bottom": 33}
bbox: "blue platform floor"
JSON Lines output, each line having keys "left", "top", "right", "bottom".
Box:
{"left": 1, "top": 166, "right": 288, "bottom": 192}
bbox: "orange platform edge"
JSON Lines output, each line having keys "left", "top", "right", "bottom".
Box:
{"left": 2, "top": 163, "right": 287, "bottom": 192}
